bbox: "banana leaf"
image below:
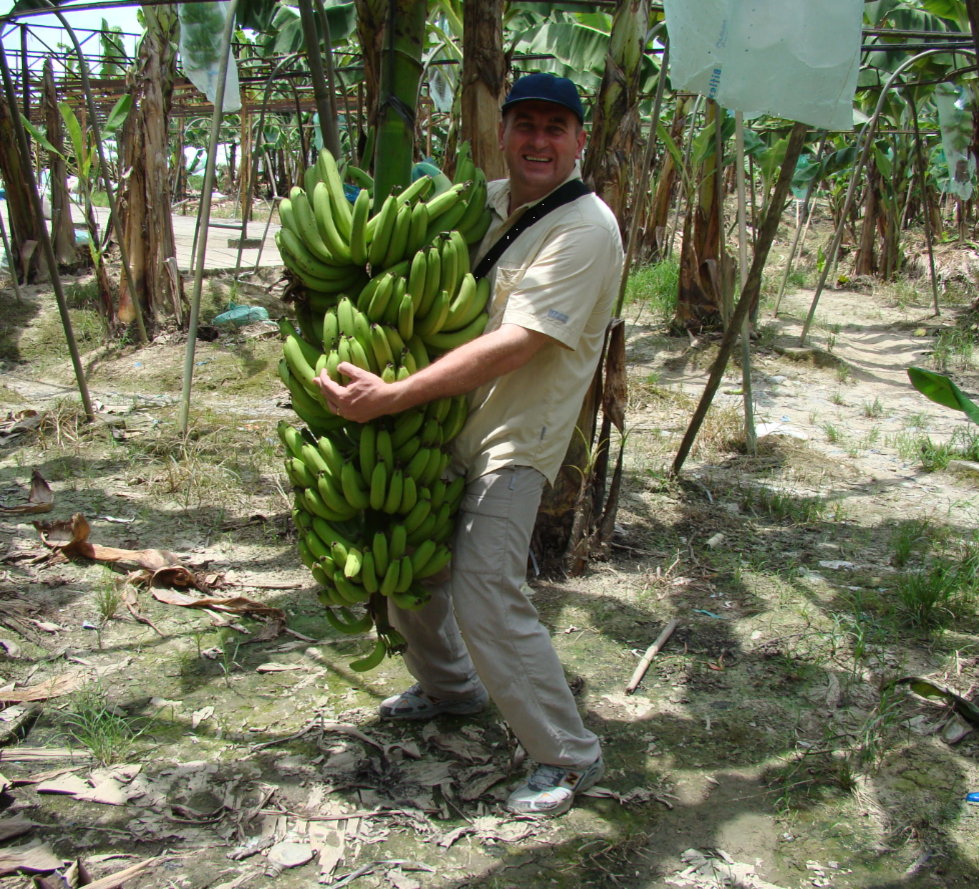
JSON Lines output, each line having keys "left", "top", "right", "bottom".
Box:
{"left": 897, "top": 676, "right": 979, "bottom": 727}
{"left": 908, "top": 367, "right": 979, "bottom": 425}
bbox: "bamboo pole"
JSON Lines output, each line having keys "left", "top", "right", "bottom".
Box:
{"left": 178, "top": 0, "right": 239, "bottom": 436}
{"left": 626, "top": 619, "right": 678, "bottom": 695}
{"left": 735, "top": 112, "right": 756, "bottom": 457}
{"left": 665, "top": 94, "right": 702, "bottom": 262}
{"left": 614, "top": 35, "right": 669, "bottom": 318}
{"left": 716, "top": 101, "right": 729, "bottom": 327}
{"left": 0, "top": 43, "right": 94, "bottom": 421}
{"left": 772, "top": 130, "right": 828, "bottom": 317}
{"left": 298, "top": 0, "right": 340, "bottom": 158}
{"left": 673, "top": 122, "right": 809, "bottom": 477}
{"left": 908, "top": 90, "right": 940, "bottom": 317}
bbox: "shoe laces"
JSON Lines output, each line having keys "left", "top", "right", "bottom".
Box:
{"left": 527, "top": 764, "right": 572, "bottom": 791}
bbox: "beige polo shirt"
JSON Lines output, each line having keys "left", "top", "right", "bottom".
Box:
{"left": 450, "top": 168, "right": 624, "bottom": 485}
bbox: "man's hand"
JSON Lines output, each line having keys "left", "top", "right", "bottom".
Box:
{"left": 316, "top": 364, "right": 396, "bottom": 423}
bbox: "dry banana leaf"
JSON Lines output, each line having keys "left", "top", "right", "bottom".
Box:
{"left": 34, "top": 514, "right": 179, "bottom": 570}
{"left": 0, "top": 841, "right": 61, "bottom": 875}
{"left": 0, "top": 471, "right": 52, "bottom": 516}
{"left": 0, "top": 672, "right": 84, "bottom": 705}
{"left": 897, "top": 677, "right": 979, "bottom": 727}
{"left": 150, "top": 588, "right": 286, "bottom": 623}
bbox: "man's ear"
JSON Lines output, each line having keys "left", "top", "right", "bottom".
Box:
{"left": 498, "top": 118, "right": 506, "bottom": 151}
{"left": 576, "top": 126, "right": 587, "bottom": 158}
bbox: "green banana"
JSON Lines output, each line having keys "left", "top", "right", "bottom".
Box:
{"left": 317, "top": 148, "right": 352, "bottom": 241}
{"left": 318, "top": 473, "right": 358, "bottom": 517}
{"left": 389, "top": 523, "right": 407, "bottom": 561}
{"left": 418, "top": 242, "right": 442, "bottom": 317}
{"left": 442, "top": 272, "right": 480, "bottom": 330}
{"left": 407, "top": 248, "right": 428, "bottom": 312}
{"left": 454, "top": 169, "right": 487, "bottom": 237}
{"left": 379, "top": 561, "right": 399, "bottom": 597}
{"left": 415, "top": 290, "right": 450, "bottom": 338}
{"left": 278, "top": 197, "right": 302, "bottom": 240}
{"left": 399, "top": 474, "right": 418, "bottom": 514}
{"left": 349, "top": 637, "right": 386, "bottom": 672}
{"left": 277, "top": 421, "right": 305, "bottom": 460}
{"left": 414, "top": 543, "right": 452, "bottom": 579}
{"left": 343, "top": 546, "right": 363, "bottom": 580}
{"left": 403, "top": 496, "right": 432, "bottom": 535}
{"left": 312, "top": 181, "right": 352, "bottom": 262}
{"left": 397, "top": 291, "right": 414, "bottom": 342}
{"left": 395, "top": 556, "right": 413, "bottom": 593}
{"left": 349, "top": 188, "right": 371, "bottom": 265}
{"left": 422, "top": 312, "right": 489, "bottom": 352}
{"left": 368, "top": 194, "right": 398, "bottom": 267}
{"left": 424, "top": 181, "right": 466, "bottom": 221}
{"left": 375, "top": 427, "right": 395, "bottom": 470}
{"left": 366, "top": 273, "right": 395, "bottom": 322}
{"left": 341, "top": 462, "right": 371, "bottom": 511}
{"left": 373, "top": 530, "right": 389, "bottom": 577}
{"left": 407, "top": 336, "right": 431, "bottom": 371}
{"left": 370, "top": 323, "right": 395, "bottom": 371}
{"left": 359, "top": 423, "right": 377, "bottom": 479}
{"left": 453, "top": 141, "right": 473, "bottom": 184}
{"left": 325, "top": 606, "right": 374, "bottom": 635}
{"left": 361, "top": 550, "right": 379, "bottom": 593}
{"left": 410, "top": 539, "right": 437, "bottom": 576}
{"left": 370, "top": 461, "right": 388, "bottom": 511}
{"left": 383, "top": 468, "right": 404, "bottom": 515}
{"left": 406, "top": 200, "right": 429, "bottom": 256}
{"left": 465, "top": 207, "right": 493, "bottom": 245}
{"left": 292, "top": 187, "right": 343, "bottom": 265}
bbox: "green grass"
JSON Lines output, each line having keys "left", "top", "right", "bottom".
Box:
{"left": 62, "top": 685, "right": 152, "bottom": 766}
{"left": 895, "top": 566, "right": 961, "bottom": 632}
{"left": 626, "top": 258, "right": 679, "bottom": 326}
{"left": 932, "top": 327, "right": 975, "bottom": 372}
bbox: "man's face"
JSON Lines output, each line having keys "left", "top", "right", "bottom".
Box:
{"left": 499, "top": 100, "right": 587, "bottom": 206}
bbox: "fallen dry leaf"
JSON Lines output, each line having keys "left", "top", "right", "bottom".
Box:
{"left": 0, "top": 840, "right": 62, "bottom": 875}
{"left": 34, "top": 514, "right": 179, "bottom": 569}
{"left": 76, "top": 857, "right": 157, "bottom": 889}
{"left": 0, "top": 672, "right": 83, "bottom": 704}
{"left": 0, "top": 470, "right": 53, "bottom": 516}
{"left": 0, "top": 814, "right": 35, "bottom": 842}
{"left": 255, "top": 662, "right": 304, "bottom": 673}
{"left": 151, "top": 588, "right": 286, "bottom": 622}
{"left": 0, "top": 748, "right": 92, "bottom": 763}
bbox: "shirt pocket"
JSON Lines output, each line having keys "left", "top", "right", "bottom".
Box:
{"left": 490, "top": 265, "right": 525, "bottom": 320}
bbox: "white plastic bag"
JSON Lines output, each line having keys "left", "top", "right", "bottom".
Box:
{"left": 179, "top": 1, "right": 242, "bottom": 114}
{"left": 665, "top": 0, "right": 862, "bottom": 130}
{"left": 934, "top": 83, "right": 975, "bottom": 201}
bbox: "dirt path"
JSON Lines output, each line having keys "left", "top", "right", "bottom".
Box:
{"left": 0, "top": 279, "right": 977, "bottom": 888}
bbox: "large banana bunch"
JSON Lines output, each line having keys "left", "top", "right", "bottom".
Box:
{"left": 276, "top": 143, "right": 492, "bottom": 672}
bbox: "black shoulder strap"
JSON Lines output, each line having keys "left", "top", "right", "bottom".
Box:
{"left": 472, "top": 179, "right": 592, "bottom": 282}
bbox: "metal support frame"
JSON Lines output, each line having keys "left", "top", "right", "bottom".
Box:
{"left": 800, "top": 47, "right": 976, "bottom": 345}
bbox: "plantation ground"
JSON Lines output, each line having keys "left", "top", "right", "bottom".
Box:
{"left": 0, "top": 259, "right": 978, "bottom": 889}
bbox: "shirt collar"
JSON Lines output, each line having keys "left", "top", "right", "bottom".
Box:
{"left": 489, "top": 161, "right": 583, "bottom": 221}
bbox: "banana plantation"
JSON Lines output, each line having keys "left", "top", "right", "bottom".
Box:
{"left": 2, "top": 1, "right": 979, "bottom": 887}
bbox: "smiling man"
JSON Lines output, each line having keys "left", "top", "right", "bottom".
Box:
{"left": 317, "top": 73, "right": 624, "bottom": 816}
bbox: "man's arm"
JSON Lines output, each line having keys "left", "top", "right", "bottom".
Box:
{"left": 315, "top": 323, "right": 551, "bottom": 423}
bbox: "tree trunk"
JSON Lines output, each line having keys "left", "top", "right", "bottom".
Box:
{"left": 644, "top": 95, "right": 690, "bottom": 260}
{"left": 581, "top": 0, "right": 648, "bottom": 233}
{"left": 41, "top": 59, "right": 77, "bottom": 268}
{"left": 116, "top": 5, "right": 184, "bottom": 326}
{"left": 461, "top": 0, "right": 507, "bottom": 182}
{"left": 371, "top": 0, "right": 427, "bottom": 205}
{"left": 675, "top": 101, "right": 724, "bottom": 329}
{"left": 354, "top": 0, "right": 385, "bottom": 133}
{"left": 0, "top": 86, "right": 42, "bottom": 283}
{"left": 855, "top": 160, "right": 880, "bottom": 277}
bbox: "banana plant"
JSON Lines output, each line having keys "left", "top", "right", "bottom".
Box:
{"left": 22, "top": 96, "right": 132, "bottom": 316}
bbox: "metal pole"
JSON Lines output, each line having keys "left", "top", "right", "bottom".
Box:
{"left": 0, "top": 43, "right": 94, "bottom": 421}
{"left": 735, "top": 111, "right": 756, "bottom": 457}
{"left": 908, "top": 90, "right": 941, "bottom": 317}
{"left": 47, "top": 6, "right": 148, "bottom": 345}
{"left": 614, "top": 32, "right": 669, "bottom": 318}
{"left": 800, "top": 47, "right": 975, "bottom": 345}
{"left": 772, "top": 130, "right": 828, "bottom": 317}
{"left": 178, "top": 0, "right": 239, "bottom": 436}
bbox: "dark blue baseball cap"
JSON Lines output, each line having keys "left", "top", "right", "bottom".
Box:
{"left": 501, "top": 73, "right": 584, "bottom": 124}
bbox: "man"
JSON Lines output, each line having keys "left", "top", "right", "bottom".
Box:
{"left": 317, "top": 73, "right": 624, "bottom": 816}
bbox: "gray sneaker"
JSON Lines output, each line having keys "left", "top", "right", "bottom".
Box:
{"left": 505, "top": 756, "right": 604, "bottom": 816}
{"left": 378, "top": 682, "right": 489, "bottom": 720}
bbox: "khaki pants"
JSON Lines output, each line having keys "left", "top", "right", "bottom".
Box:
{"left": 388, "top": 466, "right": 601, "bottom": 769}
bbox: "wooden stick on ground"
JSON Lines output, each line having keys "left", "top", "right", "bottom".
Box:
{"left": 626, "top": 618, "right": 678, "bottom": 695}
